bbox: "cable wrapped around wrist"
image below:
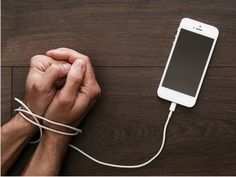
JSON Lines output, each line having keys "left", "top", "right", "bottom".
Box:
{"left": 14, "top": 97, "right": 176, "bottom": 169}
{"left": 14, "top": 98, "right": 82, "bottom": 143}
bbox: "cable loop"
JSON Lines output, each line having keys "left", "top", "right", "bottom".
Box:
{"left": 14, "top": 97, "right": 176, "bottom": 168}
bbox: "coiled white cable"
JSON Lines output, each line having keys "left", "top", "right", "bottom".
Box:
{"left": 14, "top": 97, "right": 176, "bottom": 168}
{"left": 14, "top": 98, "right": 81, "bottom": 137}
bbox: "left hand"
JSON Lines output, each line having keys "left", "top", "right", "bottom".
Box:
{"left": 24, "top": 55, "right": 71, "bottom": 116}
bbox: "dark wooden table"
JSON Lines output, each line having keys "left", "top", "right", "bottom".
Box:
{"left": 1, "top": 0, "right": 236, "bottom": 175}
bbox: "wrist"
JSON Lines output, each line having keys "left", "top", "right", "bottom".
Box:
{"left": 14, "top": 113, "right": 38, "bottom": 134}
{"left": 43, "top": 130, "right": 72, "bottom": 146}
{"left": 24, "top": 98, "right": 45, "bottom": 116}
{"left": 1, "top": 113, "right": 38, "bottom": 144}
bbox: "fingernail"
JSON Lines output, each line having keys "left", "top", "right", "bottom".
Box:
{"left": 63, "top": 63, "right": 71, "bottom": 71}
{"left": 75, "top": 59, "right": 85, "bottom": 71}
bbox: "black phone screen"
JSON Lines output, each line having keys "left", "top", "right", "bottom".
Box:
{"left": 162, "top": 29, "right": 214, "bottom": 96}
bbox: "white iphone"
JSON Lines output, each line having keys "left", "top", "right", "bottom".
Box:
{"left": 157, "top": 18, "right": 219, "bottom": 107}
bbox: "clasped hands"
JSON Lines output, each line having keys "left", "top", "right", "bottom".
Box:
{"left": 1, "top": 47, "right": 101, "bottom": 175}
{"left": 24, "top": 47, "right": 101, "bottom": 134}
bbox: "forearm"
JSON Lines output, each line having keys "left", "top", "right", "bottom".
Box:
{"left": 22, "top": 131, "right": 71, "bottom": 176}
{"left": 1, "top": 113, "right": 37, "bottom": 175}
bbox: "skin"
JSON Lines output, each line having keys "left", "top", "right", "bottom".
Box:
{"left": 1, "top": 114, "right": 38, "bottom": 175}
{"left": 1, "top": 48, "right": 101, "bottom": 176}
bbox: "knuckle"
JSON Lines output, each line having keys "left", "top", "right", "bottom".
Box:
{"left": 30, "top": 55, "right": 44, "bottom": 66}
{"left": 29, "top": 81, "right": 42, "bottom": 92}
{"left": 94, "top": 84, "right": 102, "bottom": 97}
{"left": 79, "top": 58, "right": 86, "bottom": 66}
{"left": 88, "top": 83, "right": 101, "bottom": 100}
{"left": 58, "top": 95, "right": 73, "bottom": 108}
{"left": 30, "top": 55, "right": 39, "bottom": 66}
{"left": 27, "top": 77, "right": 51, "bottom": 94}
{"left": 69, "top": 75, "right": 83, "bottom": 85}
{"left": 83, "top": 56, "right": 90, "bottom": 63}
{"left": 50, "top": 63, "right": 60, "bottom": 71}
{"left": 50, "top": 63, "right": 57, "bottom": 68}
{"left": 49, "top": 64, "right": 66, "bottom": 76}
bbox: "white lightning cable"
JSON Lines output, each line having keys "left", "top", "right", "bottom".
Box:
{"left": 14, "top": 99, "right": 43, "bottom": 144}
{"left": 14, "top": 98, "right": 81, "bottom": 136}
{"left": 14, "top": 97, "right": 176, "bottom": 168}
{"left": 69, "top": 102, "right": 176, "bottom": 168}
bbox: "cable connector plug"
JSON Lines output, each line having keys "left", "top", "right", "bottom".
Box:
{"left": 169, "top": 102, "right": 177, "bottom": 112}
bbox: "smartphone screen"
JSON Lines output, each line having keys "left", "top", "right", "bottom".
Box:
{"left": 162, "top": 29, "right": 214, "bottom": 96}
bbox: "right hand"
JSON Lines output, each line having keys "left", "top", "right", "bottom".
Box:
{"left": 43, "top": 48, "right": 101, "bottom": 130}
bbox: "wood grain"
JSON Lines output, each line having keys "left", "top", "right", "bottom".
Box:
{"left": 1, "top": 0, "right": 236, "bottom": 175}
{"left": 1, "top": 67, "right": 12, "bottom": 125}
{"left": 1, "top": 0, "right": 236, "bottom": 67}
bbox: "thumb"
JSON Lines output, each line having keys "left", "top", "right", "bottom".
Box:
{"left": 59, "top": 59, "right": 86, "bottom": 101}
{"left": 42, "top": 63, "right": 71, "bottom": 90}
